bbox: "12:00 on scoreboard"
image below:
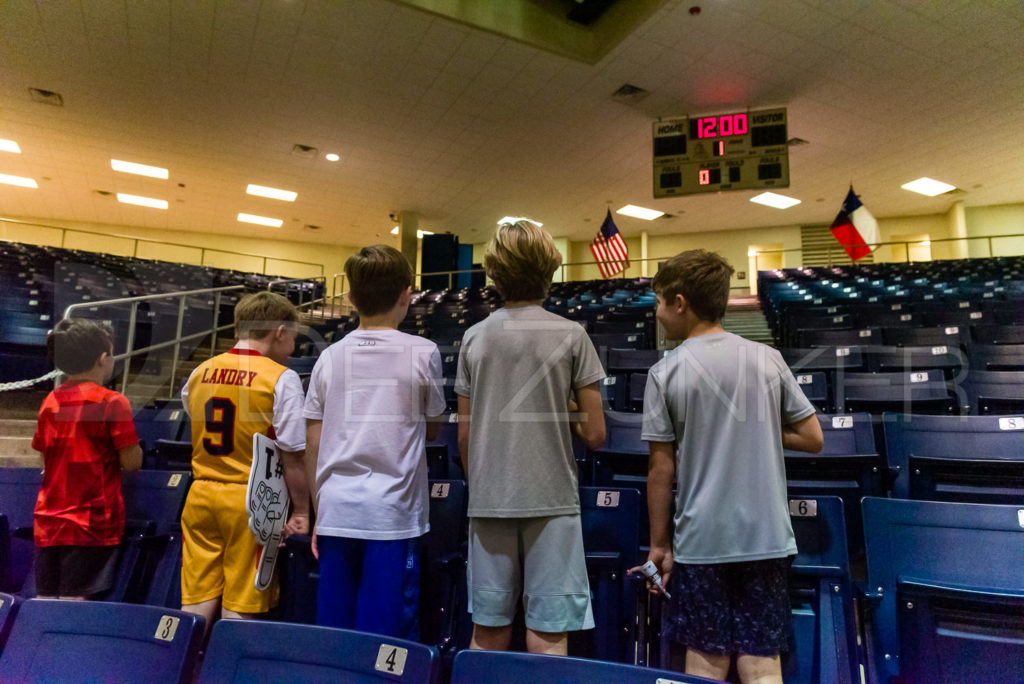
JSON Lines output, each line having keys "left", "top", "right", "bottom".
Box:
{"left": 652, "top": 107, "right": 789, "bottom": 198}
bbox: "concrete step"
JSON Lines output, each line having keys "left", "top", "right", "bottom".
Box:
{"left": 0, "top": 419, "right": 36, "bottom": 438}
{"left": 0, "top": 436, "right": 42, "bottom": 466}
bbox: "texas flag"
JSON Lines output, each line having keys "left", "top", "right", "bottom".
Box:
{"left": 830, "top": 187, "right": 879, "bottom": 261}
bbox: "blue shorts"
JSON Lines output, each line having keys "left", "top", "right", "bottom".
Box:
{"left": 315, "top": 535, "right": 420, "bottom": 639}
{"left": 665, "top": 556, "right": 793, "bottom": 657}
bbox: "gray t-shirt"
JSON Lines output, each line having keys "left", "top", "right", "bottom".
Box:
{"left": 455, "top": 306, "right": 606, "bottom": 517}
{"left": 641, "top": 332, "right": 815, "bottom": 564}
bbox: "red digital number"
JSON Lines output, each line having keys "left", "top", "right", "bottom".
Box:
{"left": 699, "top": 169, "right": 710, "bottom": 185}
{"left": 700, "top": 118, "right": 716, "bottom": 139}
{"left": 720, "top": 116, "right": 733, "bottom": 136}
{"left": 203, "top": 397, "right": 237, "bottom": 456}
{"left": 734, "top": 114, "right": 748, "bottom": 135}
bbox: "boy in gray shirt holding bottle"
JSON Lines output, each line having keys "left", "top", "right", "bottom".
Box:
{"left": 639, "top": 249, "right": 823, "bottom": 684}
{"left": 455, "top": 218, "right": 606, "bottom": 655}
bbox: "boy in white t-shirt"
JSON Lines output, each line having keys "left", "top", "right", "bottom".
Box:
{"left": 304, "top": 244, "right": 446, "bottom": 638}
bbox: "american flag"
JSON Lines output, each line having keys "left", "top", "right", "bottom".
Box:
{"left": 590, "top": 209, "right": 629, "bottom": 279}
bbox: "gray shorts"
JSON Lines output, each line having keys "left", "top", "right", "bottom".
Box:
{"left": 467, "top": 514, "right": 594, "bottom": 633}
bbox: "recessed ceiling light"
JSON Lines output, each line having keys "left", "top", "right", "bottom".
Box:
{"left": 116, "top": 193, "right": 168, "bottom": 209}
{"left": 238, "top": 212, "right": 283, "bottom": 227}
{"left": 391, "top": 226, "right": 399, "bottom": 235}
{"left": 0, "top": 173, "right": 37, "bottom": 188}
{"left": 111, "top": 159, "right": 169, "bottom": 179}
{"left": 616, "top": 205, "right": 664, "bottom": 220}
{"left": 901, "top": 177, "right": 956, "bottom": 196}
{"left": 325, "top": 153, "right": 340, "bottom": 162}
{"left": 749, "top": 192, "right": 801, "bottom": 209}
{"left": 498, "top": 216, "right": 543, "bottom": 226}
{"left": 246, "top": 184, "right": 297, "bottom": 202}
{"left": 0, "top": 139, "right": 22, "bottom": 154}
{"left": 418, "top": 230, "right": 433, "bottom": 239}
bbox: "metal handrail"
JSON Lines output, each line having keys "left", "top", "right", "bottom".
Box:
{"left": 266, "top": 276, "right": 327, "bottom": 314}
{"left": 751, "top": 232, "right": 1024, "bottom": 271}
{"left": 63, "top": 284, "right": 246, "bottom": 398}
{"left": 0, "top": 217, "right": 324, "bottom": 276}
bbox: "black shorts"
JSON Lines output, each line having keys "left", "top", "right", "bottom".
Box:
{"left": 35, "top": 545, "right": 120, "bottom": 598}
{"left": 664, "top": 556, "right": 793, "bottom": 657}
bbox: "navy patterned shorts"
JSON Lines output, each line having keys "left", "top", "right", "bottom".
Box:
{"left": 663, "top": 556, "right": 793, "bottom": 657}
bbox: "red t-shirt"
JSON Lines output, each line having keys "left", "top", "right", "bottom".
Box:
{"left": 32, "top": 381, "right": 139, "bottom": 546}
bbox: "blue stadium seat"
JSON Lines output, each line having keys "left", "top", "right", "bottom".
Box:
{"left": 797, "top": 327, "right": 881, "bottom": 348}
{"left": 627, "top": 372, "right": 648, "bottom": 412}
{"left": 598, "top": 375, "right": 627, "bottom": 412}
{"left": 577, "top": 486, "right": 641, "bottom": 664}
{"left": 606, "top": 348, "right": 664, "bottom": 374}
{"left": 793, "top": 371, "right": 828, "bottom": 412}
{"left": 785, "top": 413, "right": 882, "bottom": 561}
{"left": 589, "top": 332, "right": 647, "bottom": 352}
{"left": 134, "top": 399, "right": 188, "bottom": 463}
{"left": 861, "top": 497, "right": 1024, "bottom": 684}
{"left": 785, "top": 496, "right": 858, "bottom": 684}
{"left": 971, "top": 323, "right": 1024, "bottom": 345}
{"left": 421, "top": 479, "right": 470, "bottom": 662}
{"left": 198, "top": 619, "right": 440, "bottom": 683}
{"left": 960, "top": 370, "right": 1024, "bottom": 415}
{"left": 0, "top": 593, "right": 18, "bottom": 654}
{"left": 882, "top": 324, "right": 969, "bottom": 348}
{"left": 836, "top": 370, "right": 958, "bottom": 415}
{"left": 286, "top": 355, "right": 317, "bottom": 375}
{"left": 425, "top": 414, "right": 461, "bottom": 480}
{"left": 969, "top": 343, "right": 1024, "bottom": 371}
{"left": 451, "top": 649, "right": 717, "bottom": 684}
{"left": 882, "top": 412, "right": 1024, "bottom": 503}
{"left": 590, "top": 411, "right": 646, "bottom": 488}
{"left": 862, "top": 344, "right": 965, "bottom": 378}
{"left": 0, "top": 599, "right": 203, "bottom": 683}
{"left": 0, "top": 468, "right": 42, "bottom": 594}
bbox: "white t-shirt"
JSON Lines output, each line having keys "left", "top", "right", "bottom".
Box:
{"left": 304, "top": 329, "right": 446, "bottom": 540}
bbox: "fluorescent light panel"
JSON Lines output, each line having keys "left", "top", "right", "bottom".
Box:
{"left": 110, "top": 159, "right": 169, "bottom": 179}
{"left": 616, "top": 204, "right": 663, "bottom": 220}
{"left": 246, "top": 184, "right": 297, "bottom": 202}
{"left": 325, "top": 153, "right": 340, "bottom": 162}
{"left": 117, "top": 193, "right": 168, "bottom": 209}
{"left": 0, "top": 173, "right": 37, "bottom": 188}
{"left": 901, "top": 177, "right": 956, "bottom": 196}
{"left": 237, "top": 212, "right": 283, "bottom": 227}
{"left": 749, "top": 192, "right": 801, "bottom": 209}
{"left": 0, "top": 139, "right": 22, "bottom": 154}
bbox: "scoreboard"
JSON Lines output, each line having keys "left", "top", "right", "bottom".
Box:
{"left": 652, "top": 107, "right": 789, "bottom": 198}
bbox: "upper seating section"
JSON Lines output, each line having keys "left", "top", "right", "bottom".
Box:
{"left": 762, "top": 256, "right": 1024, "bottom": 415}
{"left": 0, "top": 241, "right": 323, "bottom": 381}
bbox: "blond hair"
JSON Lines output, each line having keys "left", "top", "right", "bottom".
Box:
{"left": 653, "top": 249, "right": 734, "bottom": 322}
{"left": 234, "top": 291, "right": 299, "bottom": 340}
{"left": 484, "top": 220, "right": 562, "bottom": 301}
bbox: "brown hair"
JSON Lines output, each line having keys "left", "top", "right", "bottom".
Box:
{"left": 234, "top": 291, "right": 299, "bottom": 340}
{"left": 345, "top": 245, "right": 413, "bottom": 316}
{"left": 653, "top": 249, "right": 734, "bottom": 322}
{"left": 47, "top": 318, "right": 114, "bottom": 375}
{"left": 484, "top": 220, "right": 562, "bottom": 301}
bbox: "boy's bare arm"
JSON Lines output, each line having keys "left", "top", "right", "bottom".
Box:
{"left": 305, "top": 420, "right": 322, "bottom": 516}
{"left": 571, "top": 383, "right": 606, "bottom": 450}
{"left": 457, "top": 395, "right": 470, "bottom": 477}
{"left": 644, "top": 440, "right": 676, "bottom": 589}
{"left": 281, "top": 448, "right": 310, "bottom": 535}
{"left": 118, "top": 443, "right": 143, "bottom": 472}
{"left": 782, "top": 414, "right": 824, "bottom": 454}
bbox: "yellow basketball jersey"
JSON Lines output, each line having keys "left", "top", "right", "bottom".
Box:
{"left": 186, "top": 348, "right": 287, "bottom": 483}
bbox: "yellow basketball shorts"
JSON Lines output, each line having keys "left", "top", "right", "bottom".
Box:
{"left": 180, "top": 479, "right": 278, "bottom": 613}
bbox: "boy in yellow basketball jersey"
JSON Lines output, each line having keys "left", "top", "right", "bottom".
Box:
{"left": 180, "top": 291, "right": 309, "bottom": 634}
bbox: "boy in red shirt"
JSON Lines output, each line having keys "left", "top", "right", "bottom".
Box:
{"left": 32, "top": 318, "right": 142, "bottom": 599}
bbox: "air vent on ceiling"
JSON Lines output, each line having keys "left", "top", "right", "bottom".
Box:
{"left": 303, "top": 224, "right": 322, "bottom": 231}
{"left": 93, "top": 190, "right": 114, "bottom": 197}
{"left": 612, "top": 83, "right": 648, "bottom": 104}
{"left": 787, "top": 138, "right": 810, "bottom": 146}
{"left": 292, "top": 144, "right": 318, "bottom": 157}
{"left": 29, "top": 88, "right": 64, "bottom": 106}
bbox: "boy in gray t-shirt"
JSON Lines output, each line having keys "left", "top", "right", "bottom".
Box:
{"left": 455, "top": 219, "right": 606, "bottom": 655}
{"left": 638, "top": 250, "right": 823, "bottom": 684}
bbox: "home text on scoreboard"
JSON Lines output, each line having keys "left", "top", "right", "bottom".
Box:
{"left": 652, "top": 107, "right": 789, "bottom": 198}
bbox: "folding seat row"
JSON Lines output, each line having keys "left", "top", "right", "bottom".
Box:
{"left": 0, "top": 468, "right": 191, "bottom": 607}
